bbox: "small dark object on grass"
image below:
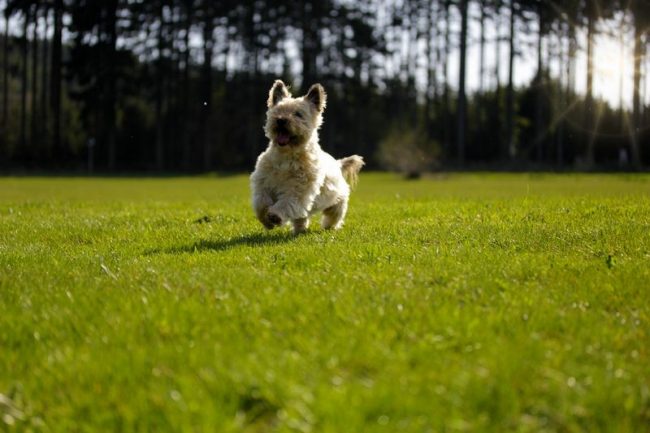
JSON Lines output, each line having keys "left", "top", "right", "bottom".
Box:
{"left": 405, "top": 171, "right": 422, "bottom": 180}
{"left": 194, "top": 215, "right": 212, "bottom": 224}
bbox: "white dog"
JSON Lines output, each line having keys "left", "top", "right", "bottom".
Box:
{"left": 250, "top": 80, "right": 364, "bottom": 234}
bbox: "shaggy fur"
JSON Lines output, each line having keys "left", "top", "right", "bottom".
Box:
{"left": 250, "top": 80, "right": 365, "bottom": 234}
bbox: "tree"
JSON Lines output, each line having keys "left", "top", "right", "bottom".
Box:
{"left": 50, "top": 0, "right": 62, "bottom": 157}
{"left": 457, "top": 0, "right": 469, "bottom": 164}
{"left": 584, "top": 0, "right": 597, "bottom": 166}
{"left": 199, "top": 1, "right": 214, "bottom": 171}
{"left": 425, "top": 0, "right": 439, "bottom": 139}
{"left": 154, "top": 0, "right": 167, "bottom": 170}
{"left": 2, "top": 6, "right": 9, "bottom": 131}
{"left": 105, "top": 0, "right": 118, "bottom": 170}
{"left": 442, "top": 0, "right": 451, "bottom": 154}
{"left": 629, "top": 0, "right": 650, "bottom": 167}
{"left": 20, "top": 2, "right": 28, "bottom": 151}
{"left": 532, "top": 0, "right": 554, "bottom": 162}
{"left": 492, "top": 0, "right": 503, "bottom": 158}
{"left": 40, "top": 1, "right": 49, "bottom": 146}
{"left": 478, "top": 0, "right": 487, "bottom": 94}
{"left": 0, "top": 0, "right": 648, "bottom": 171}
{"left": 30, "top": 0, "right": 39, "bottom": 151}
{"left": 180, "top": 0, "right": 194, "bottom": 170}
{"left": 299, "top": 1, "right": 322, "bottom": 87}
{"left": 505, "top": 0, "right": 516, "bottom": 160}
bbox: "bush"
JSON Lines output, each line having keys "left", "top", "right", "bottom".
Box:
{"left": 376, "top": 123, "right": 440, "bottom": 178}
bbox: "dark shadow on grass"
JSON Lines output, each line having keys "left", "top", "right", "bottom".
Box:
{"left": 145, "top": 231, "right": 300, "bottom": 255}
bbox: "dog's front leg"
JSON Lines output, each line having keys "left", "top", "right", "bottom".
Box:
{"left": 267, "top": 190, "right": 317, "bottom": 230}
{"left": 292, "top": 218, "right": 310, "bottom": 235}
{"left": 267, "top": 197, "right": 307, "bottom": 224}
{"left": 252, "top": 191, "right": 281, "bottom": 229}
{"left": 267, "top": 180, "right": 321, "bottom": 233}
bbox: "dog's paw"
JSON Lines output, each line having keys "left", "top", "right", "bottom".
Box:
{"left": 262, "top": 220, "right": 275, "bottom": 230}
{"left": 266, "top": 212, "right": 282, "bottom": 227}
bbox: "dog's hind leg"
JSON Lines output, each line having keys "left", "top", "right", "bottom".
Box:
{"left": 321, "top": 198, "right": 348, "bottom": 230}
{"left": 292, "top": 217, "right": 310, "bottom": 235}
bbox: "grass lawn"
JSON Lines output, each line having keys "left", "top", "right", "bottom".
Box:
{"left": 1, "top": 173, "right": 649, "bottom": 432}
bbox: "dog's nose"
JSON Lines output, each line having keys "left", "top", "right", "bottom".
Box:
{"left": 276, "top": 118, "right": 287, "bottom": 127}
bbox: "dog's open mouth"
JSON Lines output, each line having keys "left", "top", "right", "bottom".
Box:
{"left": 274, "top": 127, "right": 294, "bottom": 146}
{"left": 276, "top": 132, "right": 291, "bottom": 146}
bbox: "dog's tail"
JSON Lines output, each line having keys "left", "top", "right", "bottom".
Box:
{"left": 339, "top": 155, "right": 365, "bottom": 188}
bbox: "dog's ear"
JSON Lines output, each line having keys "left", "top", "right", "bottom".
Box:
{"left": 305, "top": 84, "right": 326, "bottom": 112}
{"left": 268, "top": 80, "right": 290, "bottom": 107}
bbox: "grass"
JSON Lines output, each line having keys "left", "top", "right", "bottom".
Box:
{"left": 1, "top": 173, "right": 649, "bottom": 432}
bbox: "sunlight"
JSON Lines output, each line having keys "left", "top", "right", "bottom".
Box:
{"left": 593, "top": 32, "right": 632, "bottom": 109}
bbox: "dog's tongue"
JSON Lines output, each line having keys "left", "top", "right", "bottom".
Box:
{"left": 276, "top": 133, "right": 290, "bottom": 146}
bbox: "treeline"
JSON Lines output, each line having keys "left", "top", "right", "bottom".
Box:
{"left": 0, "top": 0, "right": 649, "bottom": 172}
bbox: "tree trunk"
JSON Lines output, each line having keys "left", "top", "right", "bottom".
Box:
{"left": 457, "top": 0, "right": 468, "bottom": 165}
{"left": 2, "top": 13, "right": 9, "bottom": 130}
{"left": 442, "top": 0, "right": 451, "bottom": 155}
{"left": 631, "top": 15, "right": 643, "bottom": 168}
{"left": 155, "top": 3, "right": 165, "bottom": 171}
{"left": 534, "top": 5, "right": 544, "bottom": 162}
{"left": 494, "top": 0, "right": 502, "bottom": 159}
{"left": 425, "top": 0, "right": 437, "bottom": 138}
{"left": 181, "top": 1, "right": 192, "bottom": 171}
{"left": 619, "top": 29, "right": 625, "bottom": 115}
{"left": 31, "top": 3, "right": 40, "bottom": 153}
{"left": 168, "top": 6, "right": 181, "bottom": 168}
{"left": 585, "top": 2, "right": 595, "bottom": 167}
{"left": 247, "top": 3, "right": 261, "bottom": 164}
{"left": 406, "top": 3, "right": 417, "bottom": 119}
{"left": 41, "top": 6, "right": 49, "bottom": 150}
{"left": 477, "top": 0, "right": 486, "bottom": 157}
{"left": 301, "top": 2, "right": 317, "bottom": 87}
{"left": 557, "top": 22, "right": 570, "bottom": 167}
{"left": 20, "top": 8, "right": 29, "bottom": 152}
{"left": 506, "top": 0, "right": 515, "bottom": 160}
{"left": 51, "top": 0, "right": 62, "bottom": 157}
{"left": 643, "top": 61, "right": 646, "bottom": 119}
{"left": 478, "top": 0, "right": 486, "bottom": 93}
{"left": 105, "top": 0, "right": 118, "bottom": 171}
{"left": 432, "top": 1, "right": 441, "bottom": 112}
{"left": 201, "top": 13, "right": 214, "bottom": 172}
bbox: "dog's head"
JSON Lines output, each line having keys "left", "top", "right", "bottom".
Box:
{"left": 264, "top": 80, "right": 326, "bottom": 148}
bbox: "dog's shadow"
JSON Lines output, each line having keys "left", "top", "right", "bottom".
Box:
{"left": 146, "top": 231, "right": 302, "bottom": 255}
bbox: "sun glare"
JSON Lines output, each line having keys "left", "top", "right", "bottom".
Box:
{"left": 593, "top": 32, "right": 633, "bottom": 109}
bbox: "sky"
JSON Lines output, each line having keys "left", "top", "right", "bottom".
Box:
{"left": 2, "top": 2, "right": 647, "bottom": 110}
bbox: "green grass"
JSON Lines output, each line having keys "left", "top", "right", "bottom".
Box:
{"left": 1, "top": 173, "right": 649, "bottom": 432}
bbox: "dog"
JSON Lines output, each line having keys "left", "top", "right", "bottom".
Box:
{"left": 250, "top": 80, "right": 364, "bottom": 234}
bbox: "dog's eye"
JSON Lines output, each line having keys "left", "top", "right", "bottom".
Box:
{"left": 294, "top": 111, "right": 303, "bottom": 118}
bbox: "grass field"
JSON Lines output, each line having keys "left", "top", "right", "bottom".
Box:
{"left": 1, "top": 173, "right": 649, "bottom": 432}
